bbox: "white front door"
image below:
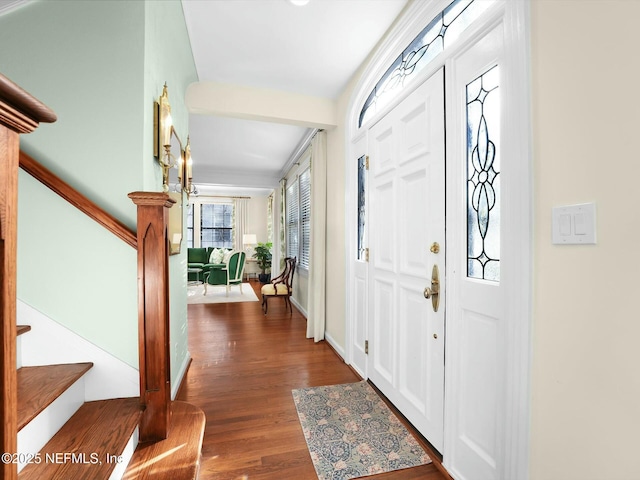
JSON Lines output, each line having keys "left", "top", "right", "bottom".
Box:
{"left": 367, "top": 68, "right": 445, "bottom": 452}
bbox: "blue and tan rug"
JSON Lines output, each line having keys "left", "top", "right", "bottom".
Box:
{"left": 292, "top": 381, "right": 431, "bottom": 480}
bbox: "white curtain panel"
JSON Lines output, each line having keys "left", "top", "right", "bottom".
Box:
{"left": 307, "top": 131, "right": 327, "bottom": 342}
{"left": 234, "top": 198, "right": 248, "bottom": 251}
{"left": 279, "top": 179, "right": 287, "bottom": 271}
{"left": 267, "top": 192, "right": 274, "bottom": 243}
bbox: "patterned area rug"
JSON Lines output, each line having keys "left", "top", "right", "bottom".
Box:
{"left": 292, "top": 381, "right": 431, "bottom": 480}
{"left": 187, "top": 283, "right": 259, "bottom": 304}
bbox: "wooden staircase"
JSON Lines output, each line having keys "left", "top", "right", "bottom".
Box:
{"left": 1, "top": 74, "right": 206, "bottom": 479}
{"left": 15, "top": 325, "right": 141, "bottom": 479}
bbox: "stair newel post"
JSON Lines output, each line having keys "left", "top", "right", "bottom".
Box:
{"left": 128, "top": 192, "right": 176, "bottom": 442}
{"left": 0, "top": 74, "right": 55, "bottom": 480}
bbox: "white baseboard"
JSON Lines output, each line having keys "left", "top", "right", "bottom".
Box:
{"left": 17, "top": 300, "right": 139, "bottom": 401}
{"left": 171, "top": 352, "right": 191, "bottom": 400}
{"left": 290, "top": 297, "right": 307, "bottom": 318}
{"left": 324, "top": 331, "right": 345, "bottom": 360}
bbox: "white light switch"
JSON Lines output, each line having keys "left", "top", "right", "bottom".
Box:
{"left": 574, "top": 213, "right": 586, "bottom": 235}
{"left": 559, "top": 214, "right": 572, "bottom": 236}
{"left": 552, "top": 203, "right": 596, "bottom": 245}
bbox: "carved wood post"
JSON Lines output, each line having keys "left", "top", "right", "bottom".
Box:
{"left": 0, "top": 73, "right": 55, "bottom": 480}
{"left": 128, "top": 191, "right": 175, "bottom": 442}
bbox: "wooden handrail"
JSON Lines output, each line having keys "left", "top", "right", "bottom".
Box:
{"left": 19, "top": 151, "right": 137, "bottom": 249}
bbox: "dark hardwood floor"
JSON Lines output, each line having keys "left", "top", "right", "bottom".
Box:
{"left": 177, "top": 280, "right": 450, "bottom": 480}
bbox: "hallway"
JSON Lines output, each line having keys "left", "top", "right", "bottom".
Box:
{"left": 177, "top": 280, "right": 448, "bottom": 480}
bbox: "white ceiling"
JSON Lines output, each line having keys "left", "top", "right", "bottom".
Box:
{"left": 181, "top": 0, "right": 408, "bottom": 196}
{"left": 0, "top": 0, "right": 408, "bottom": 196}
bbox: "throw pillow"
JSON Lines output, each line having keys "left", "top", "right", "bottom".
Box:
{"left": 209, "top": 248, "right": 224, "bottom": 264}
{"left": 222, "top": 249, "right": 233, "bottom": 264}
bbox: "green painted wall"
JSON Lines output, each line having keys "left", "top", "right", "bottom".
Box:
{"left": 0, "top": 0, "right": 198, "bottom": 387}
{"left": 0, "top": 0, "right": 145, "bottom": 226}
{"left": 143, "top": 0, "right": 198, "bottom": 388}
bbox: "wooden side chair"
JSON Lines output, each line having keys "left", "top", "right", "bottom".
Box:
{"left": 261, "top": 257, "right": 296, "bottom": 313}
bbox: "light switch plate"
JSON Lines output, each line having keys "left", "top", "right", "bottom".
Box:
{"left": 552, "top": 202, "right": 596, "bottom": 245}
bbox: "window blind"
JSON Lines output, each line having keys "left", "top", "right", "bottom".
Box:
{"left": 286, "top": 182, "right": 299, "bottom": 259}
{"left": 299, "top": 167, "right": 311, "bottom": 268}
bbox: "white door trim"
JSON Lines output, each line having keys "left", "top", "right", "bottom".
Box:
{"left": 344, "top": 1, "right": 532, "bottom": 478}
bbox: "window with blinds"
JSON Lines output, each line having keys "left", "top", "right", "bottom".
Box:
{"left": 201, "top": 203, "right": 233, "bottom": 248}
{"left": 187, "top": 203, "right": 194, "bottom": 248}
{"left": 299, "top": 168, "right": 311, "bottom": 268}
{"left": 286, "top": 165, "right": 312, "bottom": 269}
{"left": 286, "top": 181, "right": 299, "bottom": 260}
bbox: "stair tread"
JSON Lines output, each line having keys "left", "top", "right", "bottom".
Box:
{"left": 123, "top": 401, "right": 206, "bottom": 480}
{"left": 19, "top": 397, "right": 141, "bottom": 480}
{"left": 17, "top": 325, "right": 31, "bottom": 336}
{"left": 17, "top": 362, "right": 93, "bottom": 431}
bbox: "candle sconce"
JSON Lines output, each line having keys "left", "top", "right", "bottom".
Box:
{"left": 154, "top": 83, "right": 176, "bottom": 192}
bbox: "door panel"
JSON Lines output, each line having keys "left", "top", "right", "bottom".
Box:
{"left": 368, "top": 68, "right": 445, "bottom": 452}
{"left": 372, "top": 278, "right": 395, "bottom": 383}
{"left": 399, "top": 168, "right": 428, "bottom": 278}
{"left": 351, "top": 135, "right": 369, "bottom": 378}
{"left": 372, "top": 179, "right": 395, "bottom": 273}
{"left": 444, "top": 20, "right": 508, "bottom": 480}
{"left": 398, "top": 282, "right": 428, "bottom": 409}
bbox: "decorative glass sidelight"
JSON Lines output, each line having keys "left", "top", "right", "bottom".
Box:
{"left": 357, "top": 155, "right": 367, "bottom": 260}
{"left": 466, "top": 65, "right": 500, "bottom": 282}
{"left": 359, "top": 0, "right": 492, "bottom": 127}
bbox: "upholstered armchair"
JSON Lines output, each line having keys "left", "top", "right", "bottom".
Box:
{"left": 204, "top": 250, "right": 246, "bottom": 296}
{"left": 261, "top": 257, "right": 296, "bottom": 313}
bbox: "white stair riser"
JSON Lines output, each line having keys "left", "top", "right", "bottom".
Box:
{"left": 17, "top": 335, "right": 22, "bottom": 369}
{"left": 18, "top": 300, "right": 139, "bottom": 400}
{"left": 109, "top": 427, "right": 139, "bottom": 480}
{"left": 17, "top": 378, "right": 85, "bottom": 473}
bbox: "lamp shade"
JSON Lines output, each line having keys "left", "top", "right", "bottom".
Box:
{"left": 243, "top": 234, "right": 257, "bottom": 245}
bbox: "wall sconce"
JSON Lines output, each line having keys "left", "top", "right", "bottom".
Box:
{"left": 154, "top": 82, "right": 175, "bottom": 192}
{"left": 182, "top": 136, "right": 198, "bottom": 199}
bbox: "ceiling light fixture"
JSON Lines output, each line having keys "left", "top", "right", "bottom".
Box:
{"left": 288, "top": 0, "right": 310, "bottom": 6}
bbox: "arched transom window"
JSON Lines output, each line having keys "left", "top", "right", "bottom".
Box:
{"left": 358, "top": 0, "right": 492, "bottom": 128}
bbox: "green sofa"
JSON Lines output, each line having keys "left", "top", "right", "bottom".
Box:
{"left": 187, "top": 247, "right": 231, "bottom": 284}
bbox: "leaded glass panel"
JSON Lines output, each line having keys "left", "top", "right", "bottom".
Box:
{"left": 359, "top": 0, "right": 492, "bottom": 128}
{"left": 466, "top": 65, "right": 500, "bottom": 282}
{"left": 357, "top": 155, "right": 367, "bottom": 260}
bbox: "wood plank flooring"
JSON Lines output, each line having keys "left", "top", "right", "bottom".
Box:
{"left": 123, "top": 401, "right": 206, "bottom": 480}
{"left": 177, "top": 280, "right": 450, "bottom": 480}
